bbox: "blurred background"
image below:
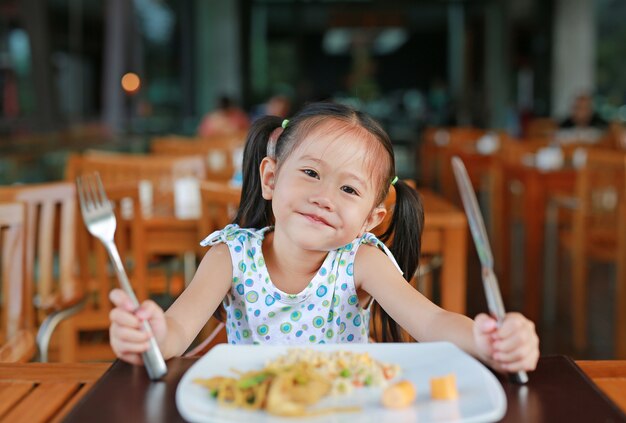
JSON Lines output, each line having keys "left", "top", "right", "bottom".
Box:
{"left": 1, "top": 0, "right": 626, "bottom": 363}
{"left": 1, "top": 0, "right": 625, "bottom": 181}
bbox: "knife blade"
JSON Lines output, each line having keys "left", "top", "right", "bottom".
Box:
{"left": 451, "top": 156, "right": 528, "bottom": 384}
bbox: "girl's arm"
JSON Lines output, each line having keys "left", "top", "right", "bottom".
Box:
{"left": 356, "top": 245, "right": 477, "bottom": 352}
{"left": 160, "top": 243, "right": 233, "bottom": 358}
{"left": 357, "top": 245, "right": 539, "bottom": 372}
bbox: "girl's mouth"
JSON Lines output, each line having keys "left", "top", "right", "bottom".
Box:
{"left": 300, "top": 213, "right": 332, "bottom": 227}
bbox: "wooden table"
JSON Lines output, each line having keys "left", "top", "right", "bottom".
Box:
{"left": 1, "top": 358, "right": 624, "bottom": 422}
{"left": 499, "top": 163, "right": 577, "bottom": 322}
{"left": 577, "top": 360, "right": 626, "bottom": 413}
{"left": 0, "top": 362, "right": 109, "bottom": 422}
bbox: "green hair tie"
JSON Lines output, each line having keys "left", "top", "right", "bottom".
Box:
{"left": 391, "top": 176, "right": 398, "bottom": 186}
{"left": 282, "top": 119, "right": 289, "bottom": 129}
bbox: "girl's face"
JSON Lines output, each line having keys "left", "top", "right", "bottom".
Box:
{"left": 260, "top": 122, "right": 387, "bottom": 252}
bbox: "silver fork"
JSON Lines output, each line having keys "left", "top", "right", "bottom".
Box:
{"left": 76, "top": 173, "right": 167, "bottom": 380}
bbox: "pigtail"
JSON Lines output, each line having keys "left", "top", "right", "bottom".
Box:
{"left": 373, "top": 179, "right": 425, "bottom": 343}
{"left": 383, "top": 180, "right": 424, "bottom": 280}
{"left": 234, "top": 115, "right": 283, "bottom": 228}
{"left": 214, "top": 116, "right": 281, "bottom": 323}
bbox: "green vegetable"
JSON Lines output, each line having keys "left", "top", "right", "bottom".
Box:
{"left": 364, "top": 375, "right": 373, "bottom": 386}
{"left": 295, "top": 373, "right": 309, "bottom": 384}
{"left": 237, "top": 372, "right": 270, "bottom": 389}
{"left": 340, "top": 368, "right": 351, "bottom": 378}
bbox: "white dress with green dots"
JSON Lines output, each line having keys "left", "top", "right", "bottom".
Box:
{"left": 200, "top": 224, "right": 403, "bottom": 345}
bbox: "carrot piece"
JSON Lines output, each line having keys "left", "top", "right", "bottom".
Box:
{"left": 430, "top": 374, "right": 458, "bottom": 400}
{"left": 381, "top": 380, "right": 416, "bottom": 409}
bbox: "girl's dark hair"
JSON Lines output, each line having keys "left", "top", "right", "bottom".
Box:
{"left": 233, "top": 101, "right": 424, "bottom": 343}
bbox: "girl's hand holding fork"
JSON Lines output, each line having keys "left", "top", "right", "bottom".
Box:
{"left": 109, "top": 288, "right": 168, "bottom": 365}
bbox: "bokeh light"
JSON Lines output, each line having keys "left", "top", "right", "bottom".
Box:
{"left": 121, "top": 72, "right": 141, "bottom": 94}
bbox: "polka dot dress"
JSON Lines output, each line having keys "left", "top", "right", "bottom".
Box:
{"left": 200, "top": 224, "right": 400, "bottom": 345}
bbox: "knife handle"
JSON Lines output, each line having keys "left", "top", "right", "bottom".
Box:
{"left": 509, "top": 371, "right": 529, "bottom": 384}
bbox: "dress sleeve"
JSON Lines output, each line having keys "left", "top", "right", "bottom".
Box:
{"left": 199, "top": 224, "right": 266, "bottom": 247}
{"left": 199, "top": 223, "right": 239, "bottom": 247}
{"left": 360, "top": 233, "right": 404, "bottom": 276}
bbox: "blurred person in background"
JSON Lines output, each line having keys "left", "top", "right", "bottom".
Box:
{"left": 560, "top": 93, "right": 608, "bottom": 130}
{"left": 266, "top": 94, "right": 292, "bottom": 118}
{"left": 251, "top": 94, "right": 292, "bottom": 121}
{"left": 557, "top": 93, "right": 608, "bottom": 145}
{"left": 198, "top": 95, "right": 250, "bottom": 137}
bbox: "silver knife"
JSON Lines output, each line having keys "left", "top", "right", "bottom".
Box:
{"left": 451, "top": 156, "right": 529, "bottom": 384}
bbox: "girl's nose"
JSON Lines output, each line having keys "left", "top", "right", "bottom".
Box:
{"left": 309, "top": 188, "right": 335, "bottom": 211}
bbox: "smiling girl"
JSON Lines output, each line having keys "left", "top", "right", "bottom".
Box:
{"left": 109, "top": 102, "right": 539, "bottom": 374}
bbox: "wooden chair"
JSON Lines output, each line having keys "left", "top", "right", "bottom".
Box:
{"left": 492, "top": 136, "right": 552, "bottom": 220}
{"left": 563, "top": 149, "right": 626, "bottom": 357}
{"left": 58, "top": 184, "right": 143, "bottom": 362}
{"left": 66, "top": 152, "right": 207, "bottom": 297}
{"left": 429, "top": 133, "right": 520, "bottom": 290}
{"left": 0, "top": 182, "right": 83, "bottom": 362}
{"left": 0, "top": 202, "right": 36, "bottom": 362}
{"left": 613, "top": 122, "right": 626, "bottom": 150}
{"left": 150, "top": 136, "right": 244, "bottom": 183}
{"left": 419, "top": 127, "right": 486, "bottom": 191}
{"left": 66, "top": 151, "right": 206, "bottom": 217}
{"left": 525, "top": 117, "right": 557, "bottom": 139}
{"left": 197, "top": 180, "right": 241, "bottom": 247}
{"left": 489, "top": 137, "right": 554, "bottom": 297}
{"left": 438, "top": 131, "right": 513, "bottom": 204}
{"left": 152, "top": 131, "right": 247, "bottom": 146}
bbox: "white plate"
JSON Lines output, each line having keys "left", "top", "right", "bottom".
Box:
{"left": 176, "top": 342, "right": 506, "bottom": 423}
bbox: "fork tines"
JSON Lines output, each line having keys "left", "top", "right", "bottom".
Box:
{"left": 76, "top": 173, "right": 111, "bottom": 212}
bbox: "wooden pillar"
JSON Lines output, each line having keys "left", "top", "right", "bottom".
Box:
{"left": 551, "top": 0, "right": 596, "bottom": 118}
{"left": 447, "top": 2, "right": 468, "bottom": 125}
{"left": 195, "top": 0, "right": 243, "bottom": 116}
{"left": 484, "top": 0, "right": 511, "bottom": 130}
{"left": 102, "top": 0, "right": 131, "bottom": 134}
{"left": 19, "top": 0, "right": 58, "bottom": 132}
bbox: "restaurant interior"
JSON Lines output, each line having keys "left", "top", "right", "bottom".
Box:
{"left": 1, "top": 0, "right": 626, "bottom": 421}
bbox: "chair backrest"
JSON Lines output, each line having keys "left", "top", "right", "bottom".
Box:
{"left": 526, "top": 117, "right": 557, "bottom": 139}
{"left": 497, "top": 136, "right": 551, "bottom": 165}
{"left": 0, "top": 202, "right": 29, "bottom": 339}
{"left": 66, "top": 152, "right": 206, "bottom": 217}
{"left": 75, "top": 184, "right": 147, "bottom": 307}
{"left": 198, "top": 181, "right": 241, "bottom": 249}
{"left": 0, "top": 202, "right": 36, "bottom": 362}
{"left": 420, "top": 127, "right": 486, "bottom": 189}
{"left": 195, "top": 181, "right": 241, "bottom": 333}
{"left": 152, "top": 132, "right": 246, "bottom": 149}
{"left": 574, "top": 148, "right": 626, "bottom": 243}
{"left": 150, "top": 136, "right": 244, "bottom": 183}
{"left": 0, "top": 182, "right": 79, "bottom": 321}
{"left": 422, "top": 127, "right": 486, "bottom": 148}
{"left": 68, "top": 150, "right": 206, "bottom": 182}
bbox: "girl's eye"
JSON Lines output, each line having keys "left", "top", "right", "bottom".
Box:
{"left": 341, "top": 186, "right": 359, "bottom": 196}
{"left": 302, "top": 169, "right": 319, "bottom": 179}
